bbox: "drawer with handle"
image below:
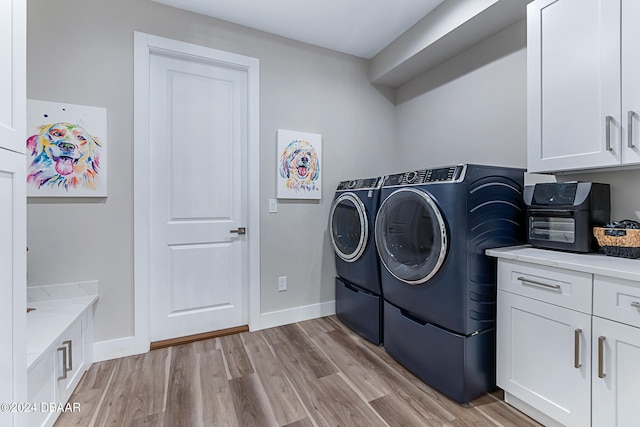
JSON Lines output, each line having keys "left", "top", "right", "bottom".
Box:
{"left": 594, "top": 275, "right": 640, "bottom": 328}
{"left": 497, "top": 260, "right": 592, "bottom": 313}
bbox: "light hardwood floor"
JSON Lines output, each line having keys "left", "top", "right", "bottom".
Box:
{"left": 55, "top": 316, "right": 541, "bottom": 427}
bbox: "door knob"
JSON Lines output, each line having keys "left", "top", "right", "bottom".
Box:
{"left": 230, "top": 227, "right": 246, "bottom": 235}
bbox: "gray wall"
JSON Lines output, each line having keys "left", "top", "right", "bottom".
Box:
{"left": 394, "top": 21, "right": 528, "bottom": 172}
{"left": 26, "top": 0, "right": 397, "bottom": 342}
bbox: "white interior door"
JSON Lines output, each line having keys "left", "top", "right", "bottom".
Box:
{"left": 148, "top": 49, "right": 248, "bottom": 342}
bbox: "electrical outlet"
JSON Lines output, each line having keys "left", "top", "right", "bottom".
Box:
{"left": 278, "top": 276, "right": 287, "bottom": 292}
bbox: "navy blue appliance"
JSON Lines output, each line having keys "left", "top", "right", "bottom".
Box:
{"left": 374, "top": 164, "right": 524, "bottom": 403}
{"left": 330, "top": 177, "right": 383, "bottom": 344}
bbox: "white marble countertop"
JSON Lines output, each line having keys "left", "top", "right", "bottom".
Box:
{"left": 27, "top": 281, "right": 98, "bottom": 369}
{"left": 486, "top": 245, "right": 640, "bottom": 282}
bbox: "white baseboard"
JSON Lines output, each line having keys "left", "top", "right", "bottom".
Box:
{"left": 93, "top": 336, "right": 135, "bottom": 362}
{"left": 93, "top": 301, "right": 335, "bottom": 361}
{"left": 255, "top": 300, "right": 335, "bottom": 331}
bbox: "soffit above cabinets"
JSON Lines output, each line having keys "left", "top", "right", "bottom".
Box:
{"left": 151, "top": 0, "right": 445, "bottom": 59}
{"left": 370, "top": 0, "right": 532, "bottom": 88}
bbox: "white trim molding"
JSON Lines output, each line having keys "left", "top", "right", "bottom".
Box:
{"left": 93, "top": 337, "right": 136, "bottom": 362}
{"left": 258, "top": 301, "right": 336, "bottom": 331}
{"left": 133, "top": 32, "right": 261, "bottom": 354}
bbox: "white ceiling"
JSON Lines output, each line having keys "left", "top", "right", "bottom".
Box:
{"left": 152, "top": 0, "right": 445, "bottom": 59}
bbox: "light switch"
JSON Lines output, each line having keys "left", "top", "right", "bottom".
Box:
{"left": 269, "top": 198, "right": 278, "bottom": 213}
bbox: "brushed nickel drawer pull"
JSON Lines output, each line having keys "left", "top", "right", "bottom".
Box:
{"left": 574, "top": 329, "right": 582, "bottom": 368}
{"left": 517, "top": 276, "right": 561, "bottom": 290}
{"left": 57, "top": 347, "right": 68, "bottom": 380}
{"left": 63, "top": 340, "right": 73, "bottom": 372}
{"left": 229, "top": 227, "right": 246, "bottom": 235}
{"left": 631, "top": 301, "right": 640, "bottom": 309}
{"left": 628, "top": 111, "right": 636, "bottom": 148}
{"left": 606, "top": 115, "right": 614, "bottom": 151}
{"left": 598, "top": 336, "right": 606, "bottom": 379}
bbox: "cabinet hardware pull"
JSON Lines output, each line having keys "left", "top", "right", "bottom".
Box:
{"left": 606, "top": 115, "right": 614, "bottom": 151}
{"left": 63, "top": 340, "right": 73, "bottom": 372}
{"left": 631, "top": 301, "right": 640, "bottom": 309}
{"left": 516, "top": 276, "right": 561, "bottom": 290}
{"left": 628, "top": 111, "right": 636, "bottom": 148}
{"left": 598, "top": 336, "right": 606, "bottom": 379}
{"left": 574, "top": 329, "right": 582, "bottom": 368}
{"left": 229, "top": 227, "right": 246, "bottom": 235}
{"left": 57, "top": 347, "right": 68, "bottom": 380}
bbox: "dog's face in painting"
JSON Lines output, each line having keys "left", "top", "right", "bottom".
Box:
{"left": 279, "top": 139, "right": 320, "bottom": 192}
{"left": 26, "top": 122, "right": 102, "bottom": 191}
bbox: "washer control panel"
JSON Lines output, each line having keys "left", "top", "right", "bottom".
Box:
{"left": 336, "top": 176, "right": 381, "bottom": 191}
{"left": 383, "top": 165, "right": 465, "bottom": 187}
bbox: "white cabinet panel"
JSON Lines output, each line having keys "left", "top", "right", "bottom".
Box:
{"left": 592, "top": 317, "right": 640, "bottom": 427}
{"left": 621, "top": 0, "right": 640, "bottom": 163}
{"left": 497, "top": 290, "right": 591, "bottom": 427}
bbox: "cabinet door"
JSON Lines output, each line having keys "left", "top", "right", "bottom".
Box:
{"left": 0, "top": 149, "right": 26, "bottom": 427}
{"left": 621, "top": 0, "right": 640, "bottom": 164}
{"left": 0, "top": 0, "right": 25, "bottom": 154}
{"left": 592, "top": 317, "right": 640, "bottom": 427}
{"left": 497, "top": 290, "right": 591, "bottom": 426}
{"left": 527, "top": 0, "right": 621, "bottom": 172}
{"left": 55, "top": 317, "right": 86, "bottom": 404}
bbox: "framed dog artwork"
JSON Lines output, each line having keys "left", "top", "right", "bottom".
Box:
{"left": 277, "top": 129, "right": 322, "bottom": 200}
{"left": 26, "top": 99, "right": 108, "bottom": 197}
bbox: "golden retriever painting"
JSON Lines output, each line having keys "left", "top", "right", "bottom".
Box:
{"left": 279, "top": 139, "right": 320, "bottom": 194}
{"left": 27, "top": 122, "right": 102, "bottom": 191}
{"left": 26, "top": 100, "right": 107, "bottom": 197}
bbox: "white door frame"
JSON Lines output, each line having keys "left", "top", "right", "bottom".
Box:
{"left": 133, "top": 32, "right": 261, "bottom": 354}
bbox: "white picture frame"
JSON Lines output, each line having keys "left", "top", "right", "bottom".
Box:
{"left": 277, "top": 129, "right": 322, "bottom": 200}
{"left": 26, "top": 99, "right": 107, "bottom": 197}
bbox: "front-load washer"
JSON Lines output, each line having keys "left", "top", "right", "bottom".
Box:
{"left": 374, "top": 164, "right": 525, "bottom": 403}
{"left": 330, "top": 176, "right": 383, "bottom": 344}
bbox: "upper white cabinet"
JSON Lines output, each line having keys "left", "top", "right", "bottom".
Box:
{"left": 527, "top": 0, "right": 640, "bottom": 173}
{"left": 0, "top": 0, "right": 26, "bottom": 154}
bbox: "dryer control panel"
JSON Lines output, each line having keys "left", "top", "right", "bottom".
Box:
{"left": 383, "top": 165, "right": 465, "bottom": 187}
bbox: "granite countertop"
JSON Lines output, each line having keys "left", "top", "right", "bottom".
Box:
{"left": 27, "top": 281, "right": 98, "bottom": 369}
{"left": 486, "top": 245, "right": 640, "bottom": 283}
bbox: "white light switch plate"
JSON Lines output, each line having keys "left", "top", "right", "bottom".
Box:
{"left": 269, "top": 199, "right": 278, "bottom": 213}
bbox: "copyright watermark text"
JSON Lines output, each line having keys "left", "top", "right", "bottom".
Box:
{"left": 1, "top": 402, "right": 81, "bottom": 413}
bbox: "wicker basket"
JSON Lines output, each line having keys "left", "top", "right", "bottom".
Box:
{"left": 593, "top": 227, "right": 640, "bottom": 259}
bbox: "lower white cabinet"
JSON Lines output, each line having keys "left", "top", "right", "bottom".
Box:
{"left": 27, "top": 310, "right": 91, "bottom": 427}
{"left": 496, "top": 257, "right": 640, "bottom": 427}
{"left": 592, "top": 276, "right": 640, "bottom": 427}
{"left": 497, "top": 261, "right": 592, "bottom": 427}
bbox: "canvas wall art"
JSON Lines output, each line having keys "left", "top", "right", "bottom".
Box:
{"left": 277, "top": 129, "right": 322, "bottom": 200}
{"left": 26, "top": 99, "right": 108, "bottom": 197}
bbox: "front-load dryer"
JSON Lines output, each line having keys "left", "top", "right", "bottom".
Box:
{"left": 374, "top": 164, "right": 525, "bottom": 403}
{"left": 330, "top": 176, "right": 383, "bottom": 344}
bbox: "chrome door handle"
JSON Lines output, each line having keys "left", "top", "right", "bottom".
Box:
{"left": 517, "top": 276, "right": 561, "bottom": 291}
{"left": 230, "top": 227, "right": 246, "bottom": 235}
{"left": 606, "top": 115, "right": 614, "bottom": 151}
{"left": 631, "top": 301, "right": 640, "bottom": 309}
{"left": 628, "top": 111, "right": 636, "bottom": 148}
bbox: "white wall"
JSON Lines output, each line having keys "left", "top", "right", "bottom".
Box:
{"left": 26, "top": 0, "right": 397, "bottom": 343}
{"left": 394, "top": 20, "right": 527, "bottom": 172}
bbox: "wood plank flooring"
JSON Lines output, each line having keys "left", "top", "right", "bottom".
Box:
{"left": 54, "top": 316, "right": 541, "bottom": 427}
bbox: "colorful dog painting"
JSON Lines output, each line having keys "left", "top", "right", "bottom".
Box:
{"left": 279, "top": 139, "right": 320, "bottom": 193}
{"left": 27, "top": 122, "right": 103, "bottom": 191}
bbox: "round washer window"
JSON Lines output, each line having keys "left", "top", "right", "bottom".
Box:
{"left": 330, "top": 193, "right": 368, "bottom": 262}
{"left": 375, "top": 187, "right": 447, "bottom": 284}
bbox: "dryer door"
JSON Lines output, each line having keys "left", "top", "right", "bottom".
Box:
{"left": 330, "top": 192, "right": 368, "bottom": 262}
{"left": 375, "top": 187, "right": 448, "bottom": 285}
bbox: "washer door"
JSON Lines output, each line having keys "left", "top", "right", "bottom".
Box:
{"left": 330, "top": 193, "right": 369, "bottom": 262}
{"left": 375, "top": 187, "right": 447, "bottom": 285}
